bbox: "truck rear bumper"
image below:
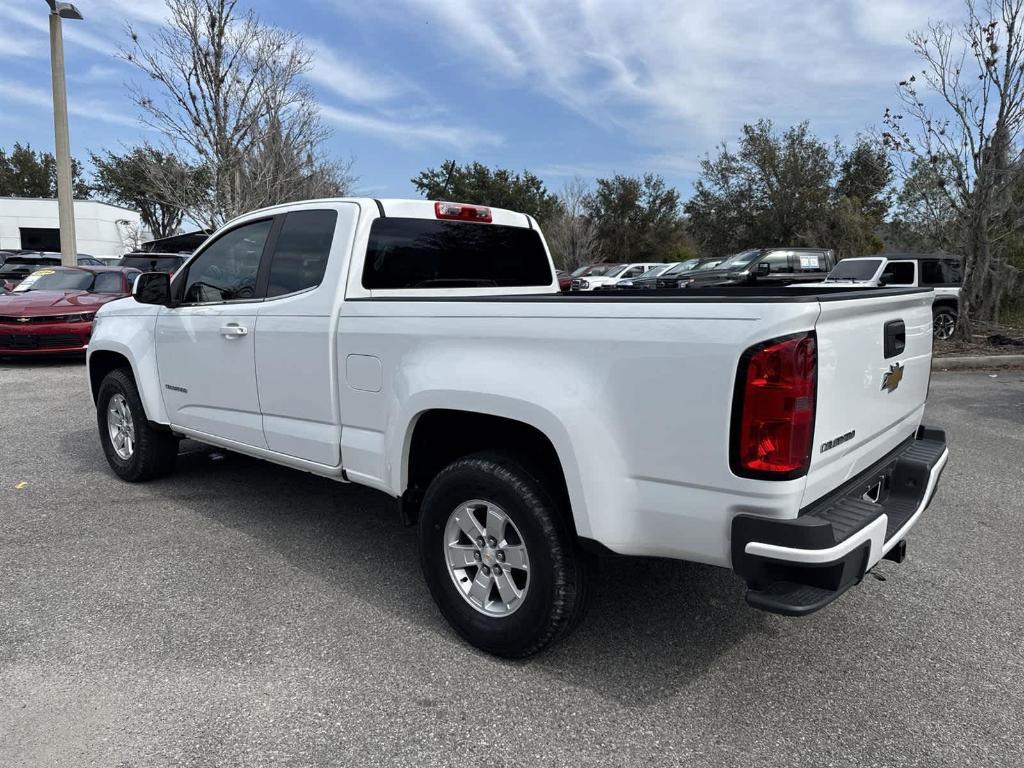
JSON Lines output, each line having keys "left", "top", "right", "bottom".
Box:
{"left": 731, "top": 426, "right": 948, "bottom": 616}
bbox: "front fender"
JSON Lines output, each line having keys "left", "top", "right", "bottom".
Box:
{"left": 88, "top": 311, "right": 167, "bottom": 424}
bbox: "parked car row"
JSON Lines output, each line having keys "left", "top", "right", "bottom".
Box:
{"left": 560, "top": 248, "right": 962, "bottom": 338}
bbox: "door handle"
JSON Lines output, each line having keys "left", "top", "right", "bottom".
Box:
{"left": 220, "top": 323, "right": 248, "bottom": 338}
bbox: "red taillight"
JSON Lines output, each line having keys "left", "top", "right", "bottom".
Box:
{"left": 731, "top": 332, "right": 817, "bottom": 479}
{"left": 434, "top": 201, "right": 492, "bottom": 222}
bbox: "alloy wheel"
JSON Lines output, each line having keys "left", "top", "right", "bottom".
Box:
{"left": 443, "top": 500, "right": 530, "bottom": 616}
{"left": 107, "top": 393, "right": 136, "bottom": 460}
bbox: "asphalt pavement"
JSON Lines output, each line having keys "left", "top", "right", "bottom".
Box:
{"left": 1, "top": 360, "right": 1022, "bottom": 767}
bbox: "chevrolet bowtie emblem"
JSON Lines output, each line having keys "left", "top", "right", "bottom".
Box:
{"left": 16, "top": 317, "right": 30, "bottom": 323}
{"left": 881, "top": 362, "right": 904, "bottom": 393}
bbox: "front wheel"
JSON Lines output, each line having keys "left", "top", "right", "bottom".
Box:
{"left": 97, "top": 368, "right": 179, "bottom": 482}
{"left": 933, "top": 306, "right": 958, "bottom": 340}
{"left": 418, "top": 452, "right": 588, "bottom": 658}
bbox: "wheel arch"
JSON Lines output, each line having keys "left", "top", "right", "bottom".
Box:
{"left": 87, "top": 341, "right": 169, "bottom": 424}
{"left": 397, "top": 404, "right": 586, "bottom": 538}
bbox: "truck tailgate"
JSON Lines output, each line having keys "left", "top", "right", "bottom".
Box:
{"left": 802, "top": 289, "right": 935, "bottom": 507}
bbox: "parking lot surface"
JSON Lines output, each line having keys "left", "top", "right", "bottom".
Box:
{"left": 1, "top": 361, "right": 1022, "bottom": 767}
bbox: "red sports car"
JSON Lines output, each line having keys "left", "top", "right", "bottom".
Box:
{"left": 0, "top": 266, "right": 140, "bottom": 356}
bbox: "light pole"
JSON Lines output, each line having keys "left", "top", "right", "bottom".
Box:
{"left": 46, "top": 0, "right": 83, "bottom": 267}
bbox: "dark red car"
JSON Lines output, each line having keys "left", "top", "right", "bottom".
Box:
{"left": 0, "top": 266, "right": 140, "bottom": 356}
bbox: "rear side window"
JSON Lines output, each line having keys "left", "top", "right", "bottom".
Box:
{"left": 266, "top": 209, "right": 337, "bottom": 297}
{"left": 362, "top": 218, "right": 551, "bottom": 289}
{"left": 919, "top": 259, "right": 962, "bottom": 286}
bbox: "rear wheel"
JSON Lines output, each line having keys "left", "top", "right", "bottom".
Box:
{"left": 933, "top": 306, "right": 957, "bottom": 340}
{"left": 418, "top": 452, "right": 588, "bottom": 658}
{"left": 97, "top": 368, "right": 179, "bottom": 482}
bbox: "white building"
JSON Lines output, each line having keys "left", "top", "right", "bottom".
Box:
{"left": 0, "top": 197, "right": 144, "bottom": 257}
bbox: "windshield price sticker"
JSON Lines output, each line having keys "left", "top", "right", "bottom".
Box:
{"left": 799, "top": 255, "right": 820, "bottom": 269}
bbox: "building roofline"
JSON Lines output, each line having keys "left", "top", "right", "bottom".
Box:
{"left": 0, "top": 196, "right": 140, "bottom": 214}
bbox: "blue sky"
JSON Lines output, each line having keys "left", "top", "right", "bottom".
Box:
{"left": 0, "top": 0, "right": 961, "bottom": 200}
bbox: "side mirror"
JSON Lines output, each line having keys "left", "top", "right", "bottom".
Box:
{"left": 134, "top": 271, "right": 174, "bottom": 306}
{"left": 756, "top": 262, "right": 771, "bottom": 276}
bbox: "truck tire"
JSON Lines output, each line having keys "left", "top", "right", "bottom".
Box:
{"left": 933, "top": 306, "right": 958, "bottom": 340}
{"left": 418, "top": 451, "right": 588, "bottom": 657}
{"left": 97, "top": 368, "right": 179, "bottom": 482}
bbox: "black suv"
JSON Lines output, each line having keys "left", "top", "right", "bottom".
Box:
{"left": 667, "top": 247, "right": 836, "bottom": 289}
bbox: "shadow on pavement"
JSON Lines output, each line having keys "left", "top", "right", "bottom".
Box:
{"left": 92, "top": 439, "right": 763, "bottom": 705}
{"left": 0, "top": 354, "right": 85, "bottom": 369}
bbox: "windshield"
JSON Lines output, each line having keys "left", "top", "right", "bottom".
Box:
{"left": 634, "top": 264, "right": 670, "bottom": 280}
{"left": 714, "top": 249, "right": 763, "bottom": 271}
{"left": 696, "top": 259, "right": 723, "bottom": 271}
{"left": 580, "top": 264, "right": 621, "bottom": 277}
{"left": 663, "top": 258, "right": 700, "bottom": 276}
{"left": 605, "top": 264, "right": 632, "bottom": 278}
{"left": 13, "top": 269, "right": 94, "bottom": 292}
{"left": 826, "top": 258, "right": 883, "bottom": 281}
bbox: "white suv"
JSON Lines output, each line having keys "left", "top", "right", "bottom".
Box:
{"left": 816, "top": 255, "right": 962, "bottom": 339}
{"left": 570, "top": 262, "right": 665, "bottom": 291}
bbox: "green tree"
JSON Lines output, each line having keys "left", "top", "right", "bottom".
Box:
{"left": 0, "top": 142, "right": 89, "bottom": 198}
{"left": 91, "top": 146, "right": 207, "bottom": 239}
{"left": 685, "top": 120, "right": 835, "bottom": 255}
{"left": 584, "top": 173, "right": 686, "bottom": 261}
{"left": 813, "top": 137, "right": 892, "bottom": 259}
{"left": 412, "top": 160, "right": 561, "bottom": 223}
{"left": 885, "top": 155, "right": 959, "bottom": 252}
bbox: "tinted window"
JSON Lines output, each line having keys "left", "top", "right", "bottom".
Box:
{"left": 93, "top": 272, "right": 124, "bottom": 293}
{"left": 363, "top": 218, "right": 551, "bottom": 289}
{"left": 267, "top": 210, "right": 337, "bottom": 297}
{"left": 944, "top": 260, "right": 962, "bottom": 284}
{"left": 916, "top": 258, "right": 962, "bottom": 285}
{"left": 761, "top": 251, "right": 793, "bottom": 273}
{"left": 918, "top": 259, "right": 946, "bottom": 286}
{"left": 881, "top": 262, "right": 915, "bottom": 285}
{"left": 181, "top": 219, "right": 271, "bottom": 303}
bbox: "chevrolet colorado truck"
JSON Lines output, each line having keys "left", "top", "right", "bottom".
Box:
{"left": 87, "top": 198, "right": 949, "bottom": 657}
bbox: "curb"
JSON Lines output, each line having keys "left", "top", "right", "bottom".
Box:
{"left": 933, "top": 354, "right": 1024, "bottom": 370}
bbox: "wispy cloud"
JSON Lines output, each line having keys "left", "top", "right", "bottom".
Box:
{"left": 307, "top": 39, "right": 408, "bottom": 103}
{"left": 376, "top": 0, "right": 957, "bottom": 147}
{"left": 0, "top": 2, "right": 120, "bottom": 56}
{"left": 0, "top": 28, "right": 44, "bottom": 59}
{"left": 319, "top": 104, "right": 502, "bottom": 150}
{"left": 0, "top": 78, "right": 141, "bottom": 128}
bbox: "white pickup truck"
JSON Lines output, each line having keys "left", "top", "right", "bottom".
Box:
{"left": 87, "top": 198, "right": 949, "bottom": 657}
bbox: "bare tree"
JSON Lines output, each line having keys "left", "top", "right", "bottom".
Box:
{"left": 883, "top": 0, "right": 1024, "bottom": 335}
{"left": 121, "top": 0, "right": 353, "bottom": 227}
{"left": 543, "top": 177, "right": 599, "bottom": 270}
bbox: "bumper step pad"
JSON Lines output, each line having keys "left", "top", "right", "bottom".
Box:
{"left": 735, "top": 427, "right": 948, "bottom": 617}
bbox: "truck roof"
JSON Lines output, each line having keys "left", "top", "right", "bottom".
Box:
{"left": 229, "top": 197, "right": 535, "bottom": 229}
